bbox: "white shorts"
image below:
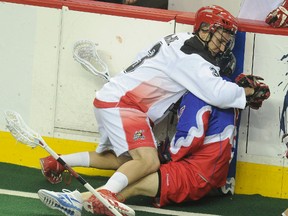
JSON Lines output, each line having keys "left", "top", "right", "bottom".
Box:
{"left": 93, "top": 106, "right": 157, "bottom": 156}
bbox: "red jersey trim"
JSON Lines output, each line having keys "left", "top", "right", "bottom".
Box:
{"left": 93, "top": 98, "right": 118, "bottom": 108}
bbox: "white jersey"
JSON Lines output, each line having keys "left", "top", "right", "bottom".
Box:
{"left": 95, "top": 32, "right": 246, "bottom": 123}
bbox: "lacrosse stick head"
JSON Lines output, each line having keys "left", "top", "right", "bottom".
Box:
{"left": 4, "top": 110, "right": 45, "bottom": 148}
{"left": 73, "top": 40, "right": 110, "bottom": 82}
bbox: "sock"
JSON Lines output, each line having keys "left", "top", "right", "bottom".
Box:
{"left": 103, "top": 172, "right": 128, "bottom": 193}
{"left": 61, "top": 152, "right": 90, "bottom": 167}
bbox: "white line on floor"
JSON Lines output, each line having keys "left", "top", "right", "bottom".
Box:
{"left": 0, "top": 189, "right": 219, "bottom": 216}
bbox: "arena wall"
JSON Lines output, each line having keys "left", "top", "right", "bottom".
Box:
{"left": 0, "top": 0, "right": 288, "bottom": 198}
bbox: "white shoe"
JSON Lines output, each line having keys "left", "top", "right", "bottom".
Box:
{"left": 38, "top": 189, "right": 83, "bottom": 216}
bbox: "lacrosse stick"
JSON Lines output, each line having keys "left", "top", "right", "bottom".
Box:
{"left": 4, "top": 110, "right": 134, "bottom": 216}
{"left": 73, "top": 40, "right": 110, "bottom": 82}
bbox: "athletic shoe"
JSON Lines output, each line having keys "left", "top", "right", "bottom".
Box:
{"left": 219, "top": 177, "right": 235, "bottom": 195}
{"left": 40, "top": 155, "right": 65, "bottom": 184}
{"left": 152, "top": 197, "right": 161, "bottom": 208}
{"left": 38, "top": 189, "right": 82, "bottom": 216}
{"left": 83, "top": 189, "right": 135, "bottom": 216}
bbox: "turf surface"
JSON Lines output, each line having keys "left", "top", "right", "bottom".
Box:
{"left": 0, "top": 162, "right": 287, "bottom": 216}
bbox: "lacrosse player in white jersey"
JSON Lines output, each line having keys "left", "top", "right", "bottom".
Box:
{"left": 38, "top": 5, "right": 256, "bottom": 216}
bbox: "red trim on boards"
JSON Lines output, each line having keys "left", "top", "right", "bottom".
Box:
{"left": 176, "top": 12, "right": 288, "bottom": 36}
{"left": 1, "top": 0, "right": 288, "bottom": 35}
{"left": 1, "top": 0, "right": 63, "bottom": 9}
{"left": 175, "top": 12, "right": 196, "bottom": 25}
{"left": 1, "top": 0, "right": 178, "bottom": 22}
{"left": 237, "top": 18, "right": 288, "bottom": 36}
{"left": 65, "top": 0, "right": 178, "bottom": 22}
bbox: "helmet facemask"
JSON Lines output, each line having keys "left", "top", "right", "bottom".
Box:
{"left": 208, "top": 26, "right": 235, "bottom": 57}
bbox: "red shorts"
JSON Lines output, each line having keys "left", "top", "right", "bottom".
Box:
{"left": 157, "top": 160, "right": 212, "bottom": 207}
{"left": 157, "top": 141, "right": 231, "bottom": 207}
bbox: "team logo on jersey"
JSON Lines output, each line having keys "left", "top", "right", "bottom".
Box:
{"left": 178, "top": 105, "right": 186, "bottom": 119}
{"left": 133, "top": 130, "right": 145, "bottom": 141}
{"left": 209, "top": 66, "right": 220, "bottom": 77}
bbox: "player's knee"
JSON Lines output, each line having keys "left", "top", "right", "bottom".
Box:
{"left": 130, "top": 147, "right": 160, "bottom": 173}
{"left": 142, "top": 153, "right": 160, "bottom": 173}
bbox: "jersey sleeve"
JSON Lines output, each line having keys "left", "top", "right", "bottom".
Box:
{"left": 169, "top": 55, "right": 246, "bottom": 109}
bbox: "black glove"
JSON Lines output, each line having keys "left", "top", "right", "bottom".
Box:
{"left": 216, "top": 50, "right": 236, "bottom": 77}
{"left": 157, "top": 136, "right": 171, "bottom": 164}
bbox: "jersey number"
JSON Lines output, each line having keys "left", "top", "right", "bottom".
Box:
{"left": 123, "top": 42, "right": 162, "bottom": 73}
{"left": 123, "top": 34, "right": 179, "bottom": 73}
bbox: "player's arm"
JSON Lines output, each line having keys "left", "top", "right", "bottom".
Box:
{"left": 169, "top": 56, "right": 247, "bottom": 109}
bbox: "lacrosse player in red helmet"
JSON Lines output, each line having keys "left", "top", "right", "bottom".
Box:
{"left": 37, "top": 5, "right": 262, "bottom": 216}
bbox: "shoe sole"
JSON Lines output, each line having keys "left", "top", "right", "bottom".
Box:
{"left": 38, "top": 190, "right": 81, "bottom": 216}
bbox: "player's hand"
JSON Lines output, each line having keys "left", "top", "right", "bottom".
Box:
{"left": 235, "top": 74, "right": 270, "bottom": 110}
{"left": 265, "top": 0, "right": 288, "bottom": 28}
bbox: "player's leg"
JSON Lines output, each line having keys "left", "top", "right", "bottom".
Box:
{"left": 82, "top": 160, "right": 211, "bottom": 212}
{"left": 83, "top": 148, "right": 160, "bottom": 213}
{"left": 40, "top": 150, "right": 131, "bottom": 184}
{"left": 89, "top": 150, "right": 131, "bottom": 169}
{"left": 83, "top": 107, "right": 160, "bottom": 213}
{"left": 40, "top": 105, "right": 131, "bottom": 184}
{"left": 118, "top": 172, "right": 159, "bottom": 199}
{"left": 95, "top": 107, "right": 160, "bottom": 190}
{"left": 82, "top": 172, "right": 159, "bottom": 215}
{"left": 117, "top": 147, "right": 160, "bottom": 185}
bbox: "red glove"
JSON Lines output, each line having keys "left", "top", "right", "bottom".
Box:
{"left": 265, "top": 0, "right": 288, "bottom": 28}
{"left": 235, "top": 74, "right": 271, "bottom": 110}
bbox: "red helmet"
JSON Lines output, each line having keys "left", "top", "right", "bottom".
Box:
{"left": 194, "top": 5, "right": 238, "bottom": 35}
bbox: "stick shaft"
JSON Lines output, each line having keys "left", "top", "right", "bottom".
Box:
{"left": 43, "top": 143, "right": 121, "bottom": 216}
{"left": 5, "top": 111, "right": 122, "bottom": 216}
